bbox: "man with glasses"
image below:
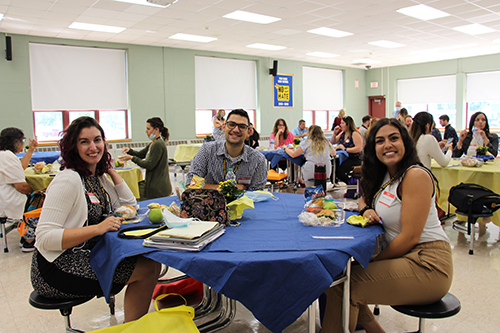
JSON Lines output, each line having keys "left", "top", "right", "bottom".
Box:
{"left": 186, "top": 109, "right": 267, "bottom": 190}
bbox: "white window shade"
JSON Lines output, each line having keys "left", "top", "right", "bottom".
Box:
{"left": 29, "top": 43, "right": 127, "bottom": 110}
{"left": 303, "top": 66, "right": 342, "bottom": 110}
{"left": 195, "top": 56, "right": 256, "bottom": 109}
{"left": 466, "top": 71, "right": 500, "bottom": 102}
{"left": 397, "top": 75, "right": 456, "bottom": 104}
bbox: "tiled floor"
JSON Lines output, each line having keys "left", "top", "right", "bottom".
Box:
{"left": 2, "top": 177, "right": 499, "bottom": 332}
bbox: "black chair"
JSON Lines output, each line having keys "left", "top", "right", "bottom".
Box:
{"left": 0, "top": 216, "right": 17, "bottom": 253}
{"left": 452, "top": 210, "right": 492, "bottom": 255}
{"left": 391, "top": 293, "right": 461, "bottom": 333}
{"left": 29, "top": 291, "right": 94, "bottom": 333}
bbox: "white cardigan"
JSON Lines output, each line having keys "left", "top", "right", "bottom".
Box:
{"left": 416, "top": 134, "right": 452, "bottom": 170}
{"left": 35, "top": 168, "right": 136, "bottom": 262}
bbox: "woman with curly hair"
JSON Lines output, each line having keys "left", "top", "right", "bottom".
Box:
{"left": 32, "top": 117, "right": 161, "bottom": 322}
{"left": 285, "top": 125, "right": 335, "bottom": 187}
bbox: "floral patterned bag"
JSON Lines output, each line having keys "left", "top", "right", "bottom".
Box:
{"left": 180, "top": 189, "right": 229, "bottom": 226}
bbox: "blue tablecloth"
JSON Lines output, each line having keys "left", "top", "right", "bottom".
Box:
{"left": 16, "top": 151, "right": 60, "bottom": 164}
{"left": 260, "top": 150, "right": 305, "bottom": 168}
{"left": 90, "top": 193, "right": 382, "bottom": 332}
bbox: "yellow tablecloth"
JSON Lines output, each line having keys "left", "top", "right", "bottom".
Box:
{"left": 173, "top": 144, "right": 202, "bottom": 162}
{"left": 25, "top": 167, "right": 143, "bottom": 199}
{"left": 431, "top": 159, "right": 500, "bottom": 225}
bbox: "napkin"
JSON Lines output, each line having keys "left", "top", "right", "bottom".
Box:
{"left": 227, "top": 196, "right": 254, "bottom": 220}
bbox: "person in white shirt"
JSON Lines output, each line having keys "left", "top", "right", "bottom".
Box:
{"left": 358, "top": 115, "right": 371, "bottom": 139}
{"left": 32, "top": 117, "right": 160, "bottom": 323}
{"left": 0, "top": 127, "right": 37, "bottom": 252}
{"left": 409, "top": 112, "right": 452, "bottom": 169}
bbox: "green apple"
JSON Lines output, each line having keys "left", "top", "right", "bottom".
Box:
{"left": 149, "top": 208, "right": 163, "bottom": 224}
{"left": 323, "top": 202, "right": 337, "bottom": 210}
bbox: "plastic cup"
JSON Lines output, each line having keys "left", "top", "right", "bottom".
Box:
{"left": 333, "top": 209, "right": 345, "bottom": 224}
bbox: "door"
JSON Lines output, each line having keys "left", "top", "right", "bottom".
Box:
{"left": 369, "top": 96, "right": 386, "bottom": 119}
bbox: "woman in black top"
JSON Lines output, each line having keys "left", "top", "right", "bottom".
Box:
{"left": 453, "top": 111, "right": 498, "bottom": 157}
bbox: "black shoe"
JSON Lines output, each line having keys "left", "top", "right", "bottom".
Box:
{"left": 19, "top": 237, "right": 26, "bottom": 247}
{"left": 22, "top": 240, "right": 35, "bottom": 253}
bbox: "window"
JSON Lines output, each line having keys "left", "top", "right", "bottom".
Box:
{"left": 466, "top": 71, "right": 500, "bottom": 129}
{"left": 398, "top": 75, "right": 456, "bottom": 128}
{"left": 33, "top": 110, "right": 128, "bottom": 142}
{"left": 195, "top": 109, "right": 256, "bottom": 136}
{"left": 303, "top": 110, "right": 340, "bottom": 130}
{"left": 303, "top": 66, "right": 343, "bottom": 130}
{"left": 195, "top": 56, "right": 257, "bottom": 135}
{"left": 29, "top": 43, "right": 128, "bottom": 141}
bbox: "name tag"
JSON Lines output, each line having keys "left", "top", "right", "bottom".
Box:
{"left": 88, "top": 192, "right": 100, "bottom": 204}
{"left": 378, "top": 190, "right": 395, "bottom": 207}
{"left": 238, "top": 177, "right": 251, "bottom": 185}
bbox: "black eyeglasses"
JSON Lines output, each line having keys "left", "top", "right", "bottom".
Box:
{"left": 226, "top": 121, "right": 249, "bottom": 131}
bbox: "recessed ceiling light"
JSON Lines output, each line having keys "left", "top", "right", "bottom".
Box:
{"left": 452, "top": 23, "right": 496, "bottom": 35}
{"left": 307, "top": 27, "right": 353, "bottom": 38}
{"left": 113, "top": 0, "right": 168, "bottom": 8}
{"left": 369, "top": 40, "right": 405, "bottom": 48}
{"left": 223, "top": 10, "right": 281, "bottom": 24}
{"left": 494, "top": 39, "right": 500, "bottom": 44}
{"left": 246, "top": 43, "right": 286, "bottom": 51}
{"left": 69, "top": 22, "right": 126, "bottom": 33}
{"left": 397, "top": 4, "right": 450, "bottom": 21}
{"left": 0, "top": 13, "right": 4, "bottom": 21}
{"left": 169, "top": 33, "right": 217, "bottom": 43}
{"left": 306, "top": 52, "right": 339, "bottom": 58}
{"left": 352, "top": 58, "right": 381, "bottom": 65}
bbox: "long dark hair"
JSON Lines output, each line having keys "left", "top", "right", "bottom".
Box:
{"left": 342, "top": 116, "right": 358, "bottom": 135}
{"left": 59, "top": 117, "right": 112, "bottom": 177}
{"left": 409, "top": 111, "right": 433, "bottom": 144}
{"left": 469, "top": 111, "right": 490, "bottom": 135}
{"left": 361, "top": 118, "right": 422, "bottom": 207}
{"left": 147, "top": 117, "right": 169, "bottom": 142}
{"left": 272, "top": 118, "right": 290, "bottom": 140}
{"left": 0, "top": 127, "right": 24, "bottom": 153}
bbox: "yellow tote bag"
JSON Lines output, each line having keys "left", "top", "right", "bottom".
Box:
{"left": 89, "top": 294, "right": 199, "bottom": 333}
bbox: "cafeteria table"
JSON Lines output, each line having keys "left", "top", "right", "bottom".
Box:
{"left": 431, "top": 158, "right": 500, "bottom": 226}
{"left": 16, "top": 151, "right": 61, "bottom": 164}
{"left": 90, "top": 193, "right": 383, "bottom": 332}
{"left": 24, "top": 167, "right": 143, "bottom": 199}
{"left": 172, "top": 144, "right": 203, "bottom": 183}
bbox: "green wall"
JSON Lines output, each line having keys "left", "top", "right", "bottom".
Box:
{"left": 7, "top": 33, "right": 500, "bottom": 141}
{"left": 365, "top": 53, "right": 500, "bottom": 130}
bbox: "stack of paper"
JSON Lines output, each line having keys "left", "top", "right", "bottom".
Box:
{"left": 143, "top": 221, "right": 225, "bottom": 251}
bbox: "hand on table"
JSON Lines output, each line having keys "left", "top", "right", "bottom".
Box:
{"left": 362, "top": 208, "right": 381, "bottom": 225}
{"left": 98, "top": 216, "right": 123, "bottom": 234}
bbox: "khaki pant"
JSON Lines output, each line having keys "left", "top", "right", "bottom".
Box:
{"left": 322, "top": 240, "right": 453, "bottom": 333}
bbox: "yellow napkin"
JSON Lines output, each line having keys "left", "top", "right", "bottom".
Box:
{"left": 347, "top": 215, "right": 370, "bottom": 228}
{"left": 227, "top": 196, "right": 255, "bottom": 220}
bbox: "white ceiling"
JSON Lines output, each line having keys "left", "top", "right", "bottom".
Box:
{"left": 1, "top": 0, "right": 500, "bottom": 69}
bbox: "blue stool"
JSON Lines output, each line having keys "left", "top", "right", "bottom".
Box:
{"left": 391, "top": 293, "right": 461, "bottom": 333}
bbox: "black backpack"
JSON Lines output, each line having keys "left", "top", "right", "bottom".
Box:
{"left": 448, "top": 183, "right": 500, "bottom": 215}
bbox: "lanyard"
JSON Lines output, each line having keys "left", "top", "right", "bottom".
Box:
{"left": 373, "top": 175, "right": 396, "bottom": 200}
{"left": 223, "top": 156, "right": 242, "bottom": 178}
{"left": 85, "top": 176, "right": 109, "bottom": 210}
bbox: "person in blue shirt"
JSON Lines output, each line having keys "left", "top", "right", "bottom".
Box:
{"left": 292, "top": 120, "right": 308, "bottom": 141}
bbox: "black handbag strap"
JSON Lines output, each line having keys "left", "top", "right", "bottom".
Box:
{"left": 117, "top": 224, "right": 169, "bottom": 239}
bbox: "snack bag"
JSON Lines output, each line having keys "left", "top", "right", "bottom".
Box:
{"left": 187, "top": 175, "right": 205, "bottom": 189}
{"left": 304, "top": 185, "right": 326, "bottom": 213}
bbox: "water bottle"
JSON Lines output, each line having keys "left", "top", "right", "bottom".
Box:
{"left": 226, "top": 168, "right": 236, "bottom": 182}
{"left": 269, "top": 138, "right": 275, "bottom": 150}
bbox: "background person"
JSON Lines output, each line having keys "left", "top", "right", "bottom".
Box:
{"left": 0, "top": 127, "right": 36, "bottom": 252}
{"left": 439, "top": 115, "right": 458, "bottom": 149}
{"left": 212, "top": 109, "right": 226, "bottom": 141}
{"left": 331, "top": 109, "right": 346, "bottom": 131}
{"left": 270, "top": 118, "right": 295, "bottom": 173}
{"left": 245, "top": 123, "right": 260, "bottom": 149}
{"left": 292, "top": 119, "right": 308, "bottom": 141}
{"left": 120, "top": 117, "right": 172, "bottom": 199}
{"left": 397, "top": 107, "right": 408, "bottom": 124}
{"left": 330, "top": 116, "right": 363, "bottom": 184}
{"left": 393, "top": 101, "right": 402, "bottom": 118}
{"left": 285, "top": 125, "right": 334, "bottom": 187}
{"left": 453, "top": 111, "right": 498, "bottom": 157}
{"left": 322, "top": 118, "right": 452, "bottom": 333}
{"left": 410, "top": 112, "right": 452, "bottom": 169}
{"left": 431, "top": 121, "right": 442, "bottom": 142}
{"left": 358, "top": 115, "right": 371, "bottom": 139}
{"left": 404, "top": 115, "right": 413, "bottom": 130}
{"left": 32, "top": 117, "right": 160, "bottom": 323}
